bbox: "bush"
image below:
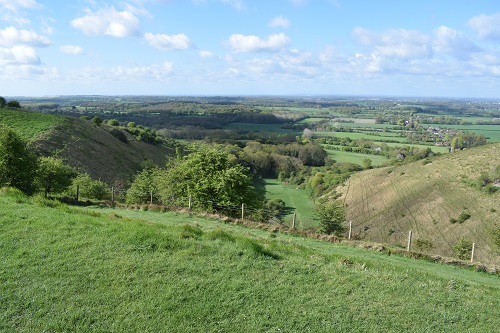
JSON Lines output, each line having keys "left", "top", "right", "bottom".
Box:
{"left": 414, "top": 238, "right": 433, "bottom": 251}
{"left": 452, "top": 238, "right": 473, "bottom": 260}
{"left": 69, "top": 174, "right": 110, "bottom": 201}
{"left": 315, "top": 199, "right": 346, "bottom": 236}
{"left": 457, "top": 212, "right": 471, "bottom": 223}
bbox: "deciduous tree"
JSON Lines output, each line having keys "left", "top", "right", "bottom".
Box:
{"left": 0, "top": 126, "right": 38, "bottom": 194}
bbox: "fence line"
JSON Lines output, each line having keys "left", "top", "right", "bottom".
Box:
{"left": 73, "top": 185, "right": 486, "bottom": 264}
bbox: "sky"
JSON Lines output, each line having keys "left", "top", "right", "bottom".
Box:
{"left": 1, "top": 0, "right": 500, "bottom": 98}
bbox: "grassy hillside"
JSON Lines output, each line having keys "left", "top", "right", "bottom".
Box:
{"left": 1, "top": 189, "right": 500, "bottom": 332}
{"left": 0, "top": 108, "right": 63, "bottom": 141}
{"left": 1, "top": 109, "right": 174, "bottom": 185}
{"left": 337, "top": 143, "right": 500, "bottom": 265}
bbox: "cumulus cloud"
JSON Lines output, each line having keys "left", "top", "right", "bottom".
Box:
{"left": 0, "top": 26, "right": 50, "bottom": 47}
{"left": 226, "top": 33, "right": 290, "bottom": 53}
{"left": 0, "top": 45, "right": 40, "bottom": 66}
{"left": 433, "top": 26, "right": 481, "bottom": 58}
{"left": 71, "top": 6, "right": 142, "bottom": 38}
{"left": 352, "top": 27, "right": 432, "bottom": 59}
{"left": 60, "top": 45, "right": 84, "bottom": 55}
{"left": 269, "top": 16, "right": 290, "bottom": 29}
{"left": 467, "top": 13, "right": 500, "bottom": 40}
{"left": 144, "top": 32, "right": 193, "bottom": 51}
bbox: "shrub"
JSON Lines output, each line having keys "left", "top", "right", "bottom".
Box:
{"left": 414, "top": 238, "right": 433, "bottom": 251}
{"left": 315, "top": 199, "right": 346, "bottom": 236}
{"left": 452, "top": 237, "right": 473, "bottom": 260}
{"left": 457, "top": 212, "right": 471, "bottom": 223}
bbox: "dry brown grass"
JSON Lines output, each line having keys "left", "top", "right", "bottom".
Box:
{"left": 337, "top": 143, "right": 500, "bottom": 265}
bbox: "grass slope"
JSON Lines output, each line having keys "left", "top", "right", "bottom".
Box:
{"left": 1, "top": 190, "right": 500, "bottom": 332}
{"left": 264, "top": 178, "right": 317, "bottom": 228}
{"left": 1, "top": 111, "right": 175, "bottom": 185}
{"left": 338, "top": 143, "right": 500, "bottom": 265}
{"left": 0, "top": 108, "right": 63, "bottom": 141}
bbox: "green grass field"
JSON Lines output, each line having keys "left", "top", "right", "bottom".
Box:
{"left": 263, "top": 178, "right": 317, "bottom": 228}
{"left": 436, "top": 124, "right": 500, "bottom": 142}
{"left": 326, "top": 149, "right": 390, "bottom": 166}
{"left": 0, "top": 109, "right": 63, "bottom": 141}
{"left": 223, "top": 122, "right": 299, "bottom": 135}
{"left": 2, "top": 189, "right": 500, "bottom": 332}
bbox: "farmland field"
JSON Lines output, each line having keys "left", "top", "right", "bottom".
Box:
{"left": 325, "top": 149, "right": 390, "bottom": 166}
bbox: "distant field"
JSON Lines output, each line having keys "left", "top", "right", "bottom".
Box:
{"left": 436, "top": 124, "right": 500, "bottom": 142}
{"left": 224, "top": 123, "right": 297, "bottom": 134}
{"left": 325, "top": 149, "right": 390, "bottom": 166}
{"left": 264, "top": 178, "right": 317, "bottom": 229}
{"left": 0, "top": 109, "right": 63, "bottom": 141}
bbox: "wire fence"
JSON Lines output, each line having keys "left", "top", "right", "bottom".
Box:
{"left": 72, "top": 185, "right": 499, "bottom": 267}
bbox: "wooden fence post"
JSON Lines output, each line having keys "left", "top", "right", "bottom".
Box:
{"left": 407, "top": 230, "right": 412, "bottom": 252}
{"left": 348, "top": 221, "right": 352, "bottom": 240}
{"left": 150, "top": 190, "right": 153, "bottom": 205}
{"left": 76, "top": 185, "right": 80, "bottom": 202}
{"left": 241, "top": 203, "right": 245, "bottom": 221}
{"left": 292, "top": 212, "right": 296, "bottom": 229}
{"left": 111, "top": 187, "right": 114, "bottom": 203}
{"left": 471, "top": 242, "right": 476, "bottom": 263}
{"left": 188, "top": 195, "right": 192, "bottom": 210}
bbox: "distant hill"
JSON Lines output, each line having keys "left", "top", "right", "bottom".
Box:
{"left": 337, "top": 143, "right": 500, "bottom": 265}
{"left": 1, "top": 109, "right": 174, "bottom": 186}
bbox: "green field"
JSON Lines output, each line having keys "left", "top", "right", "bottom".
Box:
{"left": 436, "top": 124, "right": 500, "bottom": 142}
{"left": 2, "top": 189, "right": 500, "bottom": 332}
{"left": 326, "top": 149, "right": 390, "bottom": 166}
{"left": 264, "top": 178, "right": 317, "bottom": 229}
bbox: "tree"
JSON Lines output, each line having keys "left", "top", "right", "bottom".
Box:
{"left": 0, "top": 96, "right": 6, "bottom": 108}
{"left": 361, "top": 158, "right": 372, "bottom": 169}
{"left": 156, "top": 145, "right": 256, "bottom": 214}
{"left": 6, "top": 100, "right": 20, "bottom": 108}
{"left": 69, "top": 173, "right": 109, "bottom": 200}
{"left": 36, "top": 157, "right": 76, "bottom": 198}
{"left": 91, "top": 116, "right": 103, "bottom": 127}
{"left": 0, "top": 126, "right": 38, "bottom": 194}
{"left": 315, "top": 199, "right": 346, "bottom": 236}
{"left": 126, "top": 168, "right": 159, "bottom": 204}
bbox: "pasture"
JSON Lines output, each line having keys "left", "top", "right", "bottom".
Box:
{"left": 1, "top": 189, "right": 500, "bottom": 332}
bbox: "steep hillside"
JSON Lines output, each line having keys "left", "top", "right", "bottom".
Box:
{"left": 338, "top": 143, "right": 500, "bottom": 265}
{"left": 1, "top": 109, "right": 174, "bottom": 185}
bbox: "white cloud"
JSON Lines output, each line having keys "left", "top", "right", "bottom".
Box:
{"left": 467, "top": 13, "right": 500, "bottom": 40}
{"left": 71, "top": 6, "right": 142, "bottom": 38}
{"left": 192, "top": 0, "right": 246, "bottom": 10}
{"left": 433, "top": 26, "right": 481, "bottom": 58}
{"left": 352, "top": 27, "right": 432, "bottom": 59}
{"left": 144, "top": 32, "right": 193, "bottom": 51}
{"left": 199, "top": 50, "right": 215, "bottom": 58}
{"left": 269, "top": 16, "right": 290, "bottom": 29}
{"left": 60, "top": 45, "right": 84, "bottom": 55}
{"left": 0, "top": 45, "right": 40, "bottom": 66}
{"left": 226, "top": 33, "right": 290, "bottom": 53}
{"left": 73, "top": 62, "right": 174, "bottom": 81}
{"left": 0, "top": 0, "right": 40, "bottom": 11}
{"left": 0, "top": 26, "right": 50, "bottom": 47}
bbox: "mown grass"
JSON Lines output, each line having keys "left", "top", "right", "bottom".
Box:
{"left": 1, "top": 189, "right": 500, "bottom": 332}
{"left": 264, "top": 178, "right": 317, "bottom": 229}
{"left": 0, "top": 109, "right": 63, "bottom": 141}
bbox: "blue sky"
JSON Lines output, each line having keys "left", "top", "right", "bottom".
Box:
{"left": 1, "top": 0, "right": 500, "bottom": 97}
